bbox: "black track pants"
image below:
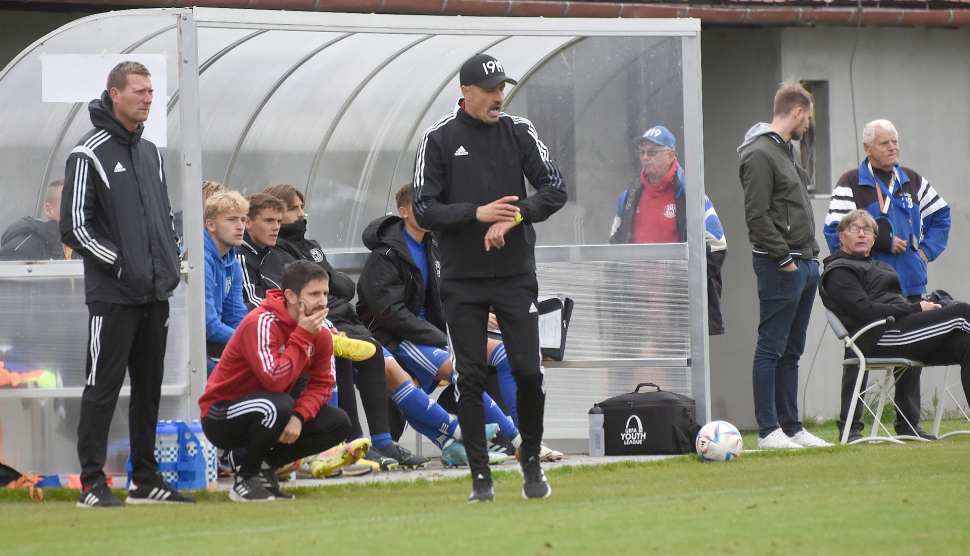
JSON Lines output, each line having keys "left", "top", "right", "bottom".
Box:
{"left": 77, "top": 300, "right": 169, "bottom": 487}
{"left": 202, "top": 392, "right": 351, "bottom": 476}
{"left": 334, "top": 335, "right": 390, "bottom": 440}
{"left": 839, "top": 302, "right": 970, "bottom": 432}
{"left": 440, "top": 272, "right": 544, "bottom": 481}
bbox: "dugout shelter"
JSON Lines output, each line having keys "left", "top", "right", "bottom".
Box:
{"left": 0, "top": 8, "right": 708, "bottom": 473}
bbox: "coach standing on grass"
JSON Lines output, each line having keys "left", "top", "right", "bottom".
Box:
{"left": 62, "top": 61, "right": 193, "bottom": 507}
{"left": 737, "top": 80, "right": 832, "bottom": 451}
{"left": 413, "top": 53, "right": 566, "bottom": 503}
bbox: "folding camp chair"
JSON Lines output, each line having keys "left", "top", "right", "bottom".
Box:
{"left": 826, "top": 310, "right": 970, "bottom": 444}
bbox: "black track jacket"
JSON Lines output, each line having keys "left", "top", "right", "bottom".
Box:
{"left": 273, "top": 219, "right": 369, "bottom": 336}
{"left": 357, "top": 215, "right": 447, "bottom": 353}
{"left": 61, "top": 91, "right": 181, "bottom": 305}
{"left": 412, "top": 103, "right": 566, "bottom": 279}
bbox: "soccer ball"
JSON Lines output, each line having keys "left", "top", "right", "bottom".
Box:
{"left": 695, "top": 420, "right": 743, "bottom": 462}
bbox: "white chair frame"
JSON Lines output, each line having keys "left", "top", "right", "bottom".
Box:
{"left": 825, "top": 310, "right": 970, "bottom": 445}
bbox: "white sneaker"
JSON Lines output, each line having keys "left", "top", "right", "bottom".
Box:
{"left": 758, "top": 428, "right": 803, "bottom": 449}
{"left": 789, "top": 429, "right": 834, "bottom": 448}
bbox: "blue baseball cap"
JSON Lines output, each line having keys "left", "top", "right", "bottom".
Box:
{"left": 637, "top": 126, "right": 676, "bottom": 151}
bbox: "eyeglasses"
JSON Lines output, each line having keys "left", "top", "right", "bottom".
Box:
{"left": 638, "top": 148, "right": 671, "bottom": 157}
{"left": 845, "top": 225, "right": 875, "bottom": 236}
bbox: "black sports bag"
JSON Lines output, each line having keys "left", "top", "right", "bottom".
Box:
{"left": 597, "top": 383, "right": 701, "bottom": 455}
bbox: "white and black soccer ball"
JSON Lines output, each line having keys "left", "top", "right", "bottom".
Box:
{"left": 695, "top": 420, "right": 743, "bottom": 462}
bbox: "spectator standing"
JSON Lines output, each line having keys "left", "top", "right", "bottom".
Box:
{"left": 412, "top": 53, "right": 567, "bottom": 502}
{"left": 61, "top": 61, "right": 193, "bottom": 507}
{"left": 823, "top": 119, "right": 950, "bottom": 441}
{"left": 610, "top": 125, "right": 727, "bottom": 335}
{"left": 737, "top": 80, "right": 831, "bottom": 450}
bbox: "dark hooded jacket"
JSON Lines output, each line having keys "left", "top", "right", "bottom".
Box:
{"left": 819, "top": 248, "right": 920, "bottom": 354}
{"left": 357, "top": 215, "right": 447, "bottom": 353}
{"left": 236, "top": 231, "right": 285, "bottom": 312}
{"left": 0, "top": 218, "right": 66, "bottom": 261}
{"left": 272, "top": 219, "right": 368, "bottom": 336}
{"left": 60, "top": 90, "right": 181, "bottom": 304}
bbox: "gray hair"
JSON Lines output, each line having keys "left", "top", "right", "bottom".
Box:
{"left": 862, "top": 120, "right": 897, "bottom": 147}
{"left": 837, "top": 209, "right": 878, "bottom": 236}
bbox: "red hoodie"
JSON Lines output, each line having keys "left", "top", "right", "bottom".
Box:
{"left": 198, "top": 289, "right": 335, "bottom": 423}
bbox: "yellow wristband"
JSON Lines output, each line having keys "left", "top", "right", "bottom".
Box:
{"left": 514, "top": 212, "right": 523, "bottom": 225}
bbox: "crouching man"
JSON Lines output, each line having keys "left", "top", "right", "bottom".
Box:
{"left": 199, "top": 260, "right": 353, "bottom": 502}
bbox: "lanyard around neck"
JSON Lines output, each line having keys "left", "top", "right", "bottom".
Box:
{"left": 867, "top": 161, "right": 895, "bottom": 215}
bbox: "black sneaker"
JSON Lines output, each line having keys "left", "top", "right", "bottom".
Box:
{"left": 468, "top": 472, "right": 494, "bottom": 503}
{"left": 259, "top": 469, "right": 294, "bottom": 500}
{"left": 126, "top": 474, "right": 196, "bottom": 504}
{"left": 519, "top": 454, "right": 552, "bottom": 500}
{"left": 360, "top": 447, "right": 399, "bottom": 471}
{"left": 230, "top": 474, "right": 275, "bottom": 502}
{"left": 895, "top": 425, "right": 937, "bottom": 440}
{"left": 77, "top": 481, "right": 124, "bottom": 508}
{"left": 377, "top": 442, "right": 431, "bottom": 469}
{"left": 488, "top": 433, "right": 516, "bottom": 457}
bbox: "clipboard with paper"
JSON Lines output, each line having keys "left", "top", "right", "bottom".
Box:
{"left": 537, "top": 295, "right": 574, "bottom": 361}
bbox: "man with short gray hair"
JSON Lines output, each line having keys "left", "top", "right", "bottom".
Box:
{"left": 824, "top": 118, "right": 951, "bottom": 441}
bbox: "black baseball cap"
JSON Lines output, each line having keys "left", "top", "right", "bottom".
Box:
{"left": 459, "top": 54, "right": 518, "bottom": 89}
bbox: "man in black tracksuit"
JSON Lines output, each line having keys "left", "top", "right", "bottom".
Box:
{"left": 61, "top": 62, "right": 193, "bottom": 507}
{"left": 412, "top": 54, "right": 567, "bottom": 502}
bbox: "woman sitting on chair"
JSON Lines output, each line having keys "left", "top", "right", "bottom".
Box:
{"left": 819, "top": 209, "right": 970, "bottom": 441}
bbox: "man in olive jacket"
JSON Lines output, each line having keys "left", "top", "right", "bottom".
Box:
{"left": 737, "top": 80, "right": 830, "bottom": 450}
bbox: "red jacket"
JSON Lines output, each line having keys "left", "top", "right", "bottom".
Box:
{"left": 198, "top": 289, "right": 335, "bottom": 422}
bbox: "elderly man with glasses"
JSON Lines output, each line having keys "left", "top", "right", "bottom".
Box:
{"left": 824, "top": 119, "right": 951, "bottom": 441}
{"left": 820, "top": 209, "right": 969, "bottom": 442}
{"left": 610, "top": 125, "right": 727, "bottom": 335}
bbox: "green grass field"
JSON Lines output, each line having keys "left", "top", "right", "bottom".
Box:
{"left": 3, "top": 421, "right": 969, "bottom": 556}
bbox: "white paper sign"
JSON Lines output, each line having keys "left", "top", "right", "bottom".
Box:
{"left": 538, "top": 295, "right": 564, "bottom": 349}
{"left": 42, "top": 54, "right": 168, "bottom": 147}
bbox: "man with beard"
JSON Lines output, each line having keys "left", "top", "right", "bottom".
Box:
{"left": 737, "top": 80, "right": 831, "bottom": 450}
{"left": 199, "top": 261, "right": 355, "bottom": 502}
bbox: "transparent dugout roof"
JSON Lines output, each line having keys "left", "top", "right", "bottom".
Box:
{"left": 0, "top": 9, "right": 700, "bottom": 252}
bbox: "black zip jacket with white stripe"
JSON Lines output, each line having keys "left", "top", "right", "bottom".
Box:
{"left": 60, "top": 91, "right": 181, "bottom": 304}
{"left": 412, "top": 102, "right": 567, "bottom": 279}
{"left": 236, "top": 232, "right": 285, "bottom": 312}
{"left": 819, "top": 248, "right": 920, "bottom": 352}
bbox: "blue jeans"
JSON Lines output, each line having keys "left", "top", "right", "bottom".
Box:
{"left": 752, "top": 257, "right": 819, "bottom": 438}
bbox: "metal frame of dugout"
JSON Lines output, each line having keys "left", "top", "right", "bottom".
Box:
{"left": 0, "top": 8, "right": 708, "bottom": 471}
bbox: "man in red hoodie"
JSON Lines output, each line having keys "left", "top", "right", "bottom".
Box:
{"left": 199, "top": 260, "right": 353, "bottom": 502}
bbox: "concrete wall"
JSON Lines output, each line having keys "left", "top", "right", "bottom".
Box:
{"left": 701, "top": 27, "right": 782, "bottom": 429}
{"left": 703, "top": 25, "right": 970, "bottom": 430}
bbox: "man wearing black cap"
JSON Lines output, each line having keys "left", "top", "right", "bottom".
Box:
{"left": 412, "top": 53, "right": 567, "bottom": 503}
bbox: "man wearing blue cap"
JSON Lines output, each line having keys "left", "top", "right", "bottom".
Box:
{"left": 610, "top": 125, "right": 727, "bottom": 335}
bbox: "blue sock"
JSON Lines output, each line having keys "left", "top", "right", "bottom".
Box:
{"left": 391, "top": 382, "right": 458, "bottom": 449}
{"left": 490, "top": 343, "right": 519, "bottom": 428}
{"left": 371, "top": 432, "right": 392, "bottom": 449}
{"left": 484, "top": 392, "right": 518, "bottom": 440}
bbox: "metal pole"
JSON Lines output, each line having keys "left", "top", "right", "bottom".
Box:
{"left": 682, "top": 30, "right": 711, "bottom": 425}
{"left": 177, "top": 10, "right": 207, "bottom": 419}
